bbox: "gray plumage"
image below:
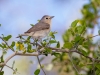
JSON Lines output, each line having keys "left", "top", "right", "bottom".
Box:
{"left": 25, "top": 22, "right": 50, "bottom": 33}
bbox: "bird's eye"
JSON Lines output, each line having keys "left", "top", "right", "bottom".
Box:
{"left": 46, "top": 18, "right": 48, "bottom": 19}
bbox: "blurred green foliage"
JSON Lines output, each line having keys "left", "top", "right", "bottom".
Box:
{"left": 52, "top": 0, "right": 100, "bottom": 75}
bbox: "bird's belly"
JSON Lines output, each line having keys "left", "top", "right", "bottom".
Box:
{"left": 33, "top": 29, "right": 50, "bottom": 38}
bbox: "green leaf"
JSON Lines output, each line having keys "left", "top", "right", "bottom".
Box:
{"left": 79, "top": 62, "right": 85, "bottom": 67}
{"left": 0, "top": 44, "right": 3, "bottom": 48}
{"left": 49, "top": 40, "right": 57, "bottom": 44}
{"left": 27, "top": 44, "right": 35, "bottom": 53}
{"left": 7, "top": 35, "right": 12, "bottom": 39}
{"left": 52, "top": 58, "right": 58, "bottom": 62}
{"left": 70, "top": 29, "right": 75, "bottom": 36}
{"left": 53, "top": 53, "right": 61, "bottom": 57}
{"left": 71, "top": 20, "right": 79, "bottom": 27}
{"left": 62, "top": 34, "right": 69, "bottom": 42}
{"left": 66, "top": 66, "right": 70, "bottom": 72}
{"left": 27, "top": 36, "right": 31, "bottom": 40}
{"left": 79, "top": 48, "right": 88, "bottom": 56}
{"left": 78, "top": 38, "right": 84, "bottom": 45}
{"left": 0, "top": 24, "right": 1, "bottom": 27}
{"left": 41, "top": 41, "right": 47, "bottom": 47}
{"left": 37, "top": 20, "right": 40, "bottom": 22}
{"left": 98, "top": 73, "right": 100, "bottom": 75}
{"left": 49, "top": 31, "right": 57, "bottom": 39}
{"left": 75, "top": 35, "right": 85, "bottom": 45}
{"left": 96, "top": 69, "right": 100, "bottom": 75}
{"left": 2, "top": 43, "right": 6, "bottom": 48}
{"left": 56, "top": 41, "right": 60, "bottom": 48}
{"left": 49, "top": 32, "right": 53, "bottom": 36}
{"left": 63, "top": 42, "right": 73, "bottom": 49}
{"left": 75, "top": 35, "right": 81, "bottom": 43}
{"left": 98, "top": 30, "right": 100, "bottom": 35}
{"left": 3, "top": 35, "right": 12, "bottom": 41}
{"left": 34, "top": 69, "right": 40, "bottom": 75}
{"left": 30, "top": 24, "right": 34, "bottom": 26}
{"left": 12, "top": 61, "right": 15, "bottom": 68}
{"left": 76, "top": 26, "right": 85, "bottom": 34}
{"left": 27, "top": 49, "right": 35, "bottom": 53}
{"left": 95, "top": 63, "right": 100, "bottom": 70}
{"left": 27, "top": 44, "right": 31, "bottom": 50}
{"left": 11, "top": 41, "right": 15, "bottom": 47}
{"left": 0, "top": 55, "right": 4, "bottom": 62}
{"left": 45, "top": 48, "right": 52, "bottom": 53}
{"left": 0, "top": 71, "right": 4, "bottom": 75}
{"left": 13, "top": 68, "right": 17, "bottom": 74}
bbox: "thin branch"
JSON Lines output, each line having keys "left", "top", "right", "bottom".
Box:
{"left": 48, "top": 47, "right": 100, "bottom": 63}
{"left": 0, "top": 52, "right": 39, "bottom": 71}
{"left": 16, "top": 52, "right": 39, "bottom": 56}
{"left": 4, "top": 53, "right": 16, "bottom": 64}
{"left": 68, "top": 53, "right": 80, "bottom": 74}
{"left": 5, "top": 52, "right": 39, "bottom": 64}
{"left": 37, "top": 56, "right": 46, "bottom": 75}
{"left": 92, "top": 58, "right": 95, "bottom": 75}
{"left": 5, "top": 65, "right": 15, "bottom": 72}
{"left": 0, "top": 37, "right": 14, "bottom": 52}
{"left": 5, "top": 65, "right": 20, "bottom": 74}
{"left": 85, "top": 35, "right": 99, "bottom": 41}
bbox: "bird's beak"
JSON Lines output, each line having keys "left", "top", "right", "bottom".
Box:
{"left": 50, "top": 16, "right": 54, "bottom": 19}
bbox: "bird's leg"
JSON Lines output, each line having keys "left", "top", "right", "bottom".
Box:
{"left": 35, "top": 39, "right": 41, "bottom": 54}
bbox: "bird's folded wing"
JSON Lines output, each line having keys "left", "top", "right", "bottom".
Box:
{"left": 25, "top": 22, "right": 50, "bottom": 33}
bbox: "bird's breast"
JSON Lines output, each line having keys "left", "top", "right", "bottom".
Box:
{"left": 32, "top": 29, "right": 50, "bottom": 38}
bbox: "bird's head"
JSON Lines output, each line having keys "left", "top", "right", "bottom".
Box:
{"left": 40, "top": 15, "right": 54, "bottom": 24}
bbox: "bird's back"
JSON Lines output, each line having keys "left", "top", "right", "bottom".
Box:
{"left": 25, "top": 22, "right": 50, "bottom": 33}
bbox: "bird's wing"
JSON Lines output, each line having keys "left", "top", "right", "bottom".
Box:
{"left": 25, "top": 22, "right": 50, "bottom": 33}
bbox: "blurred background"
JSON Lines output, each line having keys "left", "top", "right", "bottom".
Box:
{"left": 0, "top": 0, "right": 90, "bottom": 75}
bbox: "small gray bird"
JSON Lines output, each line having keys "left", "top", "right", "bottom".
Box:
{"left": 17, "top": 15, "right": 54, "bottom": 40}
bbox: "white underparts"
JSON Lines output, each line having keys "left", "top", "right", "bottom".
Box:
{"left": 21, "top": 29, "right": 50, "bottom": 39}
